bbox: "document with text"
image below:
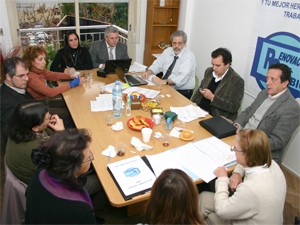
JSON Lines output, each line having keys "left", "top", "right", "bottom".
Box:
{"left": 107, "top": 156, "right": 156, "bottom": 199}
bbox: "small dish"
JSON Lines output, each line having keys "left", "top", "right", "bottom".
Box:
{"left": 179, "top": 133, "right": 195, "bottom": 141}
{"left": 127, "top": 117, "right": 154, "bottom": 131}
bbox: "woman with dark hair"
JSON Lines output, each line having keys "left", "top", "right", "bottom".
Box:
{"left": 25, "top": 129, "right": 97, "bottom": 224}
{"left": 50, "top": 31, "right": 93, "bottom": 74}
{"left": 144, "top": 169, "right": 204, "bottom": 225}
{"left": 5, "top": 100, "right": 64, "bottom": 184}
{"left": 22, "top": 45, "right": 85, "bottom": 100}
{"left": 199, "top": 129, "right": 287, "bottom": 224}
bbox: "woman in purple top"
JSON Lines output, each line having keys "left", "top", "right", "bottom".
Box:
{"left": 25, "top": 129, "right": 97, "bottom": 224}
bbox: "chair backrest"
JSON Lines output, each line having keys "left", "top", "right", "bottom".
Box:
{"left": 190, "top": 76, "right": 199, "bottom": 100}
{"left": 1, "top": 156, "right": 28, "bottom": 224}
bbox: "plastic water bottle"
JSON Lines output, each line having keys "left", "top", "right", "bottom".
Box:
{"left": 112, "top": 81, "right": 123, "bottom": 117}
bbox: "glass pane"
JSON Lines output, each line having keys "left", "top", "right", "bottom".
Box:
{"left": 17, "top": 1, "right": 128, "bottom": 66}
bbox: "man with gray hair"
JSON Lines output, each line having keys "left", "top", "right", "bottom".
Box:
{"left": 142, "top": 30, "right": 196, "bottom": 99}
{"left": 1, "top": 57, "right": 35, "bottom": 132}
{"left": 90, "top": 25, "right": 129, "bottom": 68}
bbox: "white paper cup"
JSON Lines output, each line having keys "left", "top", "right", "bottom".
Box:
{"left": 141, "top": 128, "right": 153, "bottom": 143}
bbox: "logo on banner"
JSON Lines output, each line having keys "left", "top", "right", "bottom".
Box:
{"left": 250, "top": 32, "right": 300, "bottom": 98}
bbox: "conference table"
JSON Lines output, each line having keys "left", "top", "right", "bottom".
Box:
{"left": 58, "top": 69, "right": 236, "bottom": 215}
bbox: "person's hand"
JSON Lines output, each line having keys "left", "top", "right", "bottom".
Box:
{"left": 200, "top": 88, "right": 215, "bottom": 101}
{"left": 69, "top": 77, "right": 80, "bottom": 88}
{"left": 48, "top": 114, "right": 65, "bottom": 131}
{"left": 152, "top": 76, "right": 164, "bottom": 85}
{"left": 79, "top": 77, "right": 85, "bottom": 86}
{"left": 70, "top": 74, "right": 78, "bottom": 79}
{"left": 213, "top": 166, "right": 228, "bottom": 178}
{"left": 141, "top": 71, "right": 152, "bottom": 80}
{"left": 64, "top": 67, "right": 76, "bottom": 75}
{"left": 235, "top": 124, "right": 240, "bottom": 134}
{"left": 229, "top": 173, "right": 243, "bottom": 192}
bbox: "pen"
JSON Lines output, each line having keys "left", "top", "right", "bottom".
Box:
{"left": 107, "top": 149, "right": 111, "bottom": 162}
{"left": 105, "top": 113, "right": 111, "bottom": 126}
{"left": 173, "top": 126, "right": 180, "bottom": 132}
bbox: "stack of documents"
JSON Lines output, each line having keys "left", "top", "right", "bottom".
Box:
{"left": 146, "top": 136, "right": 236, "bottom": 183}
{"left": 170, "top": 104, "right": 208, "bottom": 122}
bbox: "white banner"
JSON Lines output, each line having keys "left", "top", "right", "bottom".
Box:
{"left": 245, "top": 0, "right": 300, "bottom": 102}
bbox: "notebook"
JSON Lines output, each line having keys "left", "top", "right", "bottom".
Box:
{"left": 105, "top": 58, "right": 132, "bottom": 74}
{"left": 199, "top": 115, "right": 237, "bottom": 139}
{"left": 115, "top": 66, "right": 148, "bottom": 86}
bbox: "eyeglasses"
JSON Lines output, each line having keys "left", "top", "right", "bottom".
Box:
{"left": 230, "top": 146, "right": 246, "bottom": 153}
{"left": 83, "top": 150, "right": 94, "bottom": 163}
{"left": 14, "top": 73, "right": 28, "bottom": 79}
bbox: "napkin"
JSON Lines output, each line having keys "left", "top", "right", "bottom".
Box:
{"left": 111, "top": 122, "right": 124, "bottom": 131}
{"left": 102, "top": 145, "right": 117, "bottom": 158}
{"left": 131, "top": 137, "right": 153, "bottom": 151}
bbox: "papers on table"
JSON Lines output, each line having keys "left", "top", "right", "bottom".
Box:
{"left": 152, "top": 54, "right": 161, "bottom": 58}
{"left": 108, "top": 137, "right": 236, "bottom": 200}
{"left": 170, "top": 104, "right": 208, "bottom": 122}
{"left": 90, "top": 94, "right": 124, "bottom": 112}
{"left": 104, "top": 82, "right": 125, "bottom": 93}
{"left": 147, "top": 136, "right": 236, "bottom": 183}
{"left": 146, "top": 151, "right": 185, "bottom": 177}
{"left": 107, "top": 156, "right": 156, "bottom": 199}
{"left": 123, "top": 87, "right": 160, "bottom": 99}
{"left": 129, "top": 62, "right": 147, "bottom": 73}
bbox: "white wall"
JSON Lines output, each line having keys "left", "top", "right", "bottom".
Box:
{"left": 137, "top": 0, "right": 300, "bottom": 176}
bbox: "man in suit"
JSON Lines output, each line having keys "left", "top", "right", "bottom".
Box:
{"left": 230, "top": 63, "right": 300, "bottom": 190}
{"left": 141, "top": 30, "right": 196, "bottom": 99}
{"left": 191, "top": 48, "right": 244, "bottom": 121}
{"left": 90, "top": 25, "right": 129, "bottom": 69}
{"left": 0, "top": 57, "right": 35, "bottom": 149}
{"left": 1, "top": 57, "right": 34, "bottom": 132}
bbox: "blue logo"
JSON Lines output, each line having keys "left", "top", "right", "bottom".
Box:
{"left": 124, "top": 168, "right": 140, "bottom": 177}
{"left": 250, "top": 32, "right": 300, "bottom": 98}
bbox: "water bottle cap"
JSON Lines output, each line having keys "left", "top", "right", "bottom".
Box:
{"left": 116, "top": 80, "right": 120, "bottom": 84}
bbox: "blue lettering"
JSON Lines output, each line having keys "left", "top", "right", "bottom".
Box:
{"left": 264, "top": 48, "right": 276, "bottom": 69}
{"left": 290, "top": 78, "right": 300, "bottom": 90}
{"left": 290, "top": 3, "right": 300, "bottom": 10}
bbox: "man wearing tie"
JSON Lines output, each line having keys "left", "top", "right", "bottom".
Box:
{"left": 90, "top": 25, "right": 129, "bottom": 69}
{"left": 142, "top": 30, "right": 196, "bottom": 99}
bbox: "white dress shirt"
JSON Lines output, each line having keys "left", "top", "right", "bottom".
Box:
{"left": 149, "top": 47, "right": 196, "bottom": 90}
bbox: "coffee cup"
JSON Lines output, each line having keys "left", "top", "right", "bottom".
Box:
{"left": 182, "top": 130, "right": 192, "bottom": 139}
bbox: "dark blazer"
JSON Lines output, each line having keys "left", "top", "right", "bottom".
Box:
{"left": 191, "top": 67, "right": 244, "bottom": 121}
{"left": 0, "top": 82, "right": 35, "bottom": 130}
{"left": 234, "top": 89, "right": 300, "bottom": 165}
{"left": 90, "top": 39, "right": 129, "bottom": 68}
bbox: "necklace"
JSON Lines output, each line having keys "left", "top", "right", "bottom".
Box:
{"left": 71, "top": 51, "right": 78, "bottom": 66}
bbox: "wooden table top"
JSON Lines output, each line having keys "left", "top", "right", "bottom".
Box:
{"left": 58, "top": 69, "right": 236, "bottom": 207}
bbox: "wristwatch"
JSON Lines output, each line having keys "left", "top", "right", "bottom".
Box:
{"left": 165, "top": 79, "right": 169, "bottom": 85}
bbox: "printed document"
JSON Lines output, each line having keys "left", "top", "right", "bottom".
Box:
{"left": 107, "top": 156, "right": 156, "bottom": 197}
{"left": 123, "top": 87, "right": 159, "bottom": 99}
{"left": 129, "top": 62, "right": 147, "bottom": 73}
{"left": 170, "top": 104, "right": 208, "bottom": 118}
{"left": 146, "top": 151, "right": 185, "bottom": 177}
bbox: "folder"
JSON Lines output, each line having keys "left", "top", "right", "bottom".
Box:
{"left": 107, "top": 156, "right": 156, "bottom": 201}
{"left": 199, "top": 116, "right": 237, "bottom": 139}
